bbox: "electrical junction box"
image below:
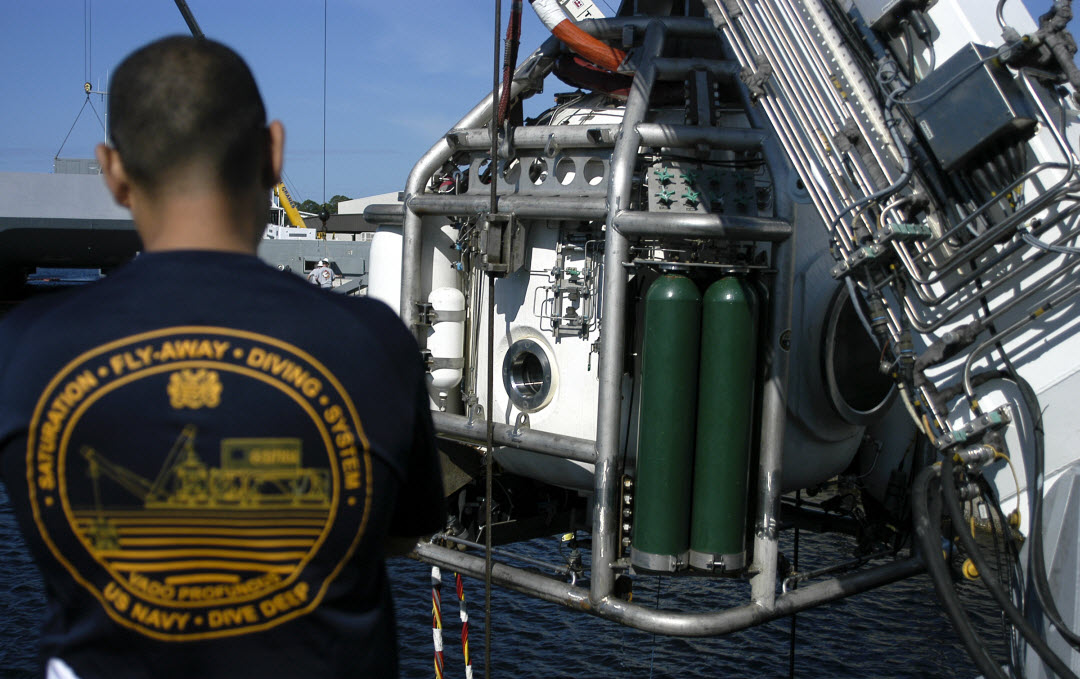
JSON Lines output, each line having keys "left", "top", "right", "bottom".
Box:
{"left": 902, "top": 42, "right": 1037, "bottom": 172}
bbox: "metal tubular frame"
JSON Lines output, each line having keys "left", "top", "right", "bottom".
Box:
{"left": 394, "top": 6, "right": 934, "bottom": 639}
{"left": 432, "top": 411, "right": 596, "bottom": 463}
{"left": 613, "top": 211, "right": 792, "bottom": 240}
{"left": 399, "top": 36, "right": 563, "bottom": 332}
{"left": 635, "top": 123, "right": 767, "bottom": 150}
{"left": 446, "top": 125, "right": 619, "bottom": 151}
{"left": 590, "top": 17, "right": 668, "bottom": 609}
{"left": 414, "top": 541, "right": 924, "bottom": 636}
{"left": 408, "top": 194, "right": 608, "bottom": 219}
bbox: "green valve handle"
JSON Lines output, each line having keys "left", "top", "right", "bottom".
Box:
{"left": 654, "top": 168, "right": 674, "bottom": 183}
{"left": 682, "top": 188, "right": 701, "bottom": 203}
{"left": 656, "top": 188, "right": 676, "bottom": 205}
{"left": 681, "top": 171, "right": 698, "bottom": 185}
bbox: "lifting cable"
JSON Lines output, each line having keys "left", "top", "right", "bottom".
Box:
{"left": 497, "top": 0, "right": 523, "bottom": 129}
{"left": 647, "top": 576, "right": 663, "bottom": 679}
{"left": 482, "top": 273, "right": 496, "bottom": 678}
{"left": 84, "top": 0, "right": 92, "bottom": 84}
{"left": 54, "top": 95, "right": 107, "bottom": 160}
{"left": 787, "top": 490, "right": 801, "bottom": 679}
{"left": 322, "top": 0, "right": 327, "bottom": 206}
{"left": 483, "top": 0, "right": 503, "bottom": 675}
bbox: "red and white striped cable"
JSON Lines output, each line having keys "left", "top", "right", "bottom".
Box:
{"left": 432, "top": 567, "right": 445, "bottom": 679}
{"left": 456, "top": 572, "right": 473, "bottom": 679}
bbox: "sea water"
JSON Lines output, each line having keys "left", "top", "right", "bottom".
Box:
{"left": 1, "top": 482, "right": 1009, "bottom": 679}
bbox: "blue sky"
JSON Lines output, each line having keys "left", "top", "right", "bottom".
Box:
{"left": 0, "top": 0, "right": 1061, "bottom": 204}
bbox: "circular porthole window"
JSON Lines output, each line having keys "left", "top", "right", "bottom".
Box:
{"left": 502, "top": 339, "right": 555, "bottom": 412}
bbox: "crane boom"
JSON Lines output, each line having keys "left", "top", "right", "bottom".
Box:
{"left": 80, "top": 446, "right": 153, "bottom": 502}
{"left": 274, "top": 183, "right": 307, "bottom": 229}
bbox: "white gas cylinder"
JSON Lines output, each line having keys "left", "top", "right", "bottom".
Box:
{"left": 427, "top": 286, "right": 466, "bottom": 402}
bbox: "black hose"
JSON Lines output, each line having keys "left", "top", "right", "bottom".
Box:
{"left": 976, "top": 476, "right": 1025, "bottom": 603}
{"left": 912, "top": 465, "right": 1010, "bottom": 679}
{"left": 940, "top": 456, "right": 1079, "bottom": 679}
{"left": 900, "top": 19, "right": 917, "bottom": 82}
{"left": 1011, "top": 372, "right": 1080, "bottom": 650}
{"left": 977, "top": 475, "right": 1029, "bottom": 672}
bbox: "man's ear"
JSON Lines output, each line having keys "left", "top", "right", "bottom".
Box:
{"left": 95, "top": 144, "right": 133, "bottom": 208}
{"left": 264, "top": 120, "right": 285, "bottom": 188}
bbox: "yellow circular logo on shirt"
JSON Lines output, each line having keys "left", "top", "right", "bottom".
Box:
{"left": 26, "top": 327, "right": 371, "bottom": 641}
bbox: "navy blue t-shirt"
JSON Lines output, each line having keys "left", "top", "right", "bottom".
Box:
{"left": 0, "top": 251, "right": 445, "bottom": 678}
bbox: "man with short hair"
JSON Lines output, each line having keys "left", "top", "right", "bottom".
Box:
{"left": 0, "top": 36, "right": 444, "bottom": 679}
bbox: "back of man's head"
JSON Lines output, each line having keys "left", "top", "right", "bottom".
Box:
{"left": 108, "top": 36, "right": 267, "bottom": 194}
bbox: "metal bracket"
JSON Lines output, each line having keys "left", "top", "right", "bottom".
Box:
{"left": 739, "top": 56, "right": 773, "bottom": 100}
{"left": 414, "top": 302, "right": 435, "bottom": 328}
{"left": 544, "top": 134, "right": 561, "bottom": 158}
{"left": 427, "top": 356, "right": 465, "bottom": 371}
{"left": 479, "top": 213, "right": 527, "bottom": 277}
{"left": 830, "top": 242, "right": 888, "bottom": 277}
{"left": 874, "top": 222, "right": 932, "bottom": 246}
{"left": 935, "top": 406, "right": 1012, "bottom": 450}
{"left": 510, "top": 412, "right": 530, "bottom": 441}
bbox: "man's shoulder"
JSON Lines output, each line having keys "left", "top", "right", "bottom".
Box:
{"left": 0, "top": 285, "right": 93, "bottom": 343}
{"left": 322, "top": 295, "right": 418, "bottom": 354}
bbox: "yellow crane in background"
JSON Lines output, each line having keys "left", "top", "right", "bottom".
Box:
{"left": 274, "top": 183, "right": 308, "bottom": 229}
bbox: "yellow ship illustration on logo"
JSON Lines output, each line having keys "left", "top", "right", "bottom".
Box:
{"left": 78, "top": 425, "right": 331, "bottom": 552}
{"left": 80, "top": 425, "right": 330, "bottom": 510}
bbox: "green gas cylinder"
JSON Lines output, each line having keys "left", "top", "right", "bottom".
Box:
{"left": 689, "top": 277, "right": 758, "bottom": 573}
{"left": 630, "top": 272, "right": 701, "bottom": 573}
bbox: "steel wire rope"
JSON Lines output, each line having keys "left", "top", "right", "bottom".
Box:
{"left": 647, "top": 575, "right": 662, "bottom": 679}
{"left": 787, "top": 490, "right": 800, "bottom": 679}
{"left": 322, "top": 0, "right": 327, "bottom": 206}
{"left": 940, "top": 455, "right": 1079, "bottom": 678}
{"left": 482, "top": 272, "right": 495, "bottom": 679}
{"left": 483, "top": 2, "right": 502, "bottom": 675}
{"left": 86, "top": 98, "right": 107, "bottom": 138}
{"left": 54, "top": 98, "right": 92, "bottom": 160}
{"left": 497, "top": 0, "right": 522, "bottom": 129}
{"left": 84, "top": 0, "right": 91, "bottom": 84}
